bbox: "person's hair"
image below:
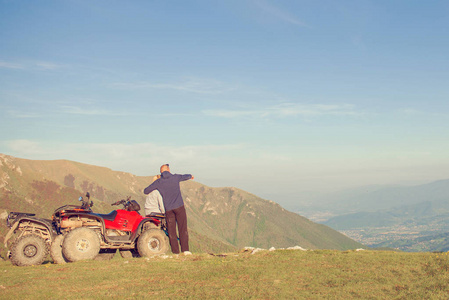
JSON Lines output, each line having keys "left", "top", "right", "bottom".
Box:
{"left": 160, "top": 164, "right": 170, "bottom": 173}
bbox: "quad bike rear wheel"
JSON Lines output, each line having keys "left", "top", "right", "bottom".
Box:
{"left": 62, "top": 227, "right": 100, "bottom": 262}
{"left": 50, "top": 234, "right": 69, "bottom": 264}
{"left": 137, "top": 229, "right": 169, "bottom": 257}
{"left": 10, "top": 234, "right": 48, "bottom": 266}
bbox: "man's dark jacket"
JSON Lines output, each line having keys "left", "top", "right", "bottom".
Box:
{"left": 143, "top": 171, "right": 192, "bottom": 211}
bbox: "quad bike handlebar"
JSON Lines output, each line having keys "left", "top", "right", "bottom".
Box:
{"left": 111, "top": 196, "right": 131, "bottom": 207}
{"left": 111, "top": 196, "right": 140, "bottom": 212}
{"left": 78, "top": 192, "right": 93, "bottom": 210}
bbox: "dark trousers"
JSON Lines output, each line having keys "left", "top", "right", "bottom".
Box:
{"left": 165, "top": 205, "right": 189, "bottom": 254}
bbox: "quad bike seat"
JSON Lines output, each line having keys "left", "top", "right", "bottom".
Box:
{"left": 93, "top": 210, "right": 118, "bottom": 221}
{"left": 146, "top": 212, "right": 165, "bottom": 218}
{"left": 9, "top": 212, "right": 35, "bottom": 217}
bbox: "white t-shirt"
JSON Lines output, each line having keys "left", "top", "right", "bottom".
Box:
{"left": 144, "top": 189, "right": 165, "bottom": 215}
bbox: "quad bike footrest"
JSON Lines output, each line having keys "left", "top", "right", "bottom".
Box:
{"left": 107, "top": 235, "right": 132, "bottom": 242}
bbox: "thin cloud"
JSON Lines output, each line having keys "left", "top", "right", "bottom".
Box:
{"left": 401, "top": 108, "right": 422, "bottom": 116}
{"left": 400, "top": 107, "right": 448, "bottom": 118}
{"left": 6, "top": 110, "right": 44, "bottom": 118}
{"left": 158, "top": 112, "right": 196, "bottom": 117}
{"left": 3, "top": 140, "right": 246, "bottom": 161}
{"left": 0, "top": 60, "right": 65, "bottom": 71}
{"left": 60, "top": 106, "right": 128, "bottom": 116}
{"left": 202, "top": 109, "right": 258, "bottom": 118}
{"left": 271, "top": 103, "right": 359, "bottom": 117}
{"left": 35, "top": 61, "right": 65, "bottom": 70}
{"left": 113, "top": 78, "right": 235, "bottom": 94}
{"left": 203, "top": 103, "right": 360, "bottom": 119}
{"left": 0, "top": 61, "right": 25, "bottom": 70}
{"left": 6, "top": 105, "right": 126, "bottom": 119}
{"left": 1, "top": 140, "right": 248, "bottom": 176}
{"left": 253, "top": 0, "right": 309, "bottom": 28}
{"left": 3, "top": 140, "right": 46, "bottom": 156}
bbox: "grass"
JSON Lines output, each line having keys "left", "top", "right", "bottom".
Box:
{"left": 1, "top": 249, "right": 449, "bottom": 299}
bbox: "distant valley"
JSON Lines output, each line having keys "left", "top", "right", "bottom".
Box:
{"left": 291, "top": 180, "right": 449, "bottom": 252}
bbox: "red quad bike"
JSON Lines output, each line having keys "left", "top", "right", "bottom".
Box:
{"left": 51, "top": 193, "right": 169, "bottom": 263}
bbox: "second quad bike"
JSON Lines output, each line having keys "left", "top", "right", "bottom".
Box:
{"left": 4, "top": 212, "right": 56, "bottom": 266}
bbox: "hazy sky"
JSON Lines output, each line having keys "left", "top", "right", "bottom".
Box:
{"left": 1, "top": 0, "right": 448, "bottom": 206}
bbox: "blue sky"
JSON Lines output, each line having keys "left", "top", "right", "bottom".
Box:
{"left": 1, "top": 0, "right": 449, "bottom": 206}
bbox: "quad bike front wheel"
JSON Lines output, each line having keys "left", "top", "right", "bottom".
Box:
{"left": 50, "top": 235, "right": 69, "bottom": 264}
{"left": 10, "top": 234, "right": 48, "bottom": 266}
{"left": 137, "top": 229, "right": 169, "bottom": 257}
{"left": 62, "top": 227, "right": 100, "bottom": 262}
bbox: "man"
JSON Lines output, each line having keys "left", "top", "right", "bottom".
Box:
{"left": 143, "top": 164, "right": 194, "bottom": 254}
{"left": 144, "top": 175, "right": 165, "bottom": 216}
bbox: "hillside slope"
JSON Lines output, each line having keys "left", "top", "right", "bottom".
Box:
{"left": 0, "top": 154, "right": 363, "bottom": 256}
{"left": 2, "top": 250, "right": 448, "bottom": 299}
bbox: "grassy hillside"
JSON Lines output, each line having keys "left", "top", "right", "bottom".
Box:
{"left": 1, "top": 250, "right": 449, "bottom": 299}
{"left": 0, "top": 154, "right": 363, "bottom": 257}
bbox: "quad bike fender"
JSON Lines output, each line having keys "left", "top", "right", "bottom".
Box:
{"left": 60, "top": 212, "right": 106, "bottom": 230}
{"left": 60, "top": 212, "right": 105, "bottom": 224}
{"left": 130, "top": 218, "right": 161, "bottom": 242}
{"left": 4, "top": 222, "right": 19, "bottom": 247}
{"left": 4, "top": 216, "right": 56, "bottom": 247}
